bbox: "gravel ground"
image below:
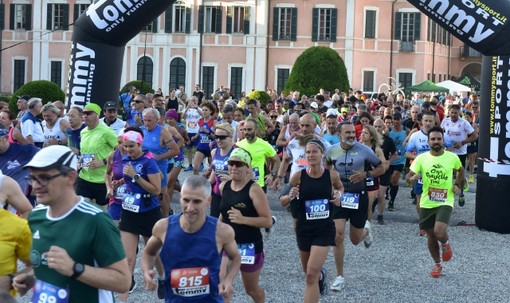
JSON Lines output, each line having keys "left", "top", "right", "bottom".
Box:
{"left": 18, "top": 171, "right": 510, "bottom": 303}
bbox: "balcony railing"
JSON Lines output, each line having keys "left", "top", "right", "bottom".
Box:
{"left": 460, "top": 45, "right": 482, "bottom": 59}
{"left": 400, "top": 41, "right": 415, "bottom": 52}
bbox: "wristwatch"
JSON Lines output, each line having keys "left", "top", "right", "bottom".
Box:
{"left": 132, "top": 174, "right": 141, "bottom": 183}
{"left": 71, "top": 262, "right": 85, "bottom": 279}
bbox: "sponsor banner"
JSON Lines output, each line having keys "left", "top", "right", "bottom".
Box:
{"left": 408, "top": 0, "right": 510, "bottom": 55}
{"left": 476, "top": 55, "right": 510, "bottom": 234}
{"left": 66, "top": 0, "right": 175, "bottom": 110}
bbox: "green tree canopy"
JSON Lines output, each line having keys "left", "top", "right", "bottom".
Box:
{"left": 247, "top": 90, "right": 271, "bottom": 106}
{"left": 120, "top": 80, "right": 155, "bottom": 95}
{"left": 284, "top": 46, "right": 350, "bottom": 97}
{"left": 9, "top": 80, "right": 65, "bottom": 115}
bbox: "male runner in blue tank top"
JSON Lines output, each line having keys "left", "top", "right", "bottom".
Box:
{"left": 141, "top": 176, "right": 241, "bottom": 302}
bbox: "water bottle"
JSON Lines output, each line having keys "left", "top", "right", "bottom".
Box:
{"left": 458, "top": 192, "right": 465, "bottom": 207}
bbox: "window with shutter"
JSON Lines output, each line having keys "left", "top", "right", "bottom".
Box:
{"left": 227, "top": 7, "right": 248, "bottom": 34}
{"left": 365, "top": 10, "right": 376, "bottom": 39}
{"left": 202, "top": 66, "right": 215, "bottom": 99}
{"left": 363, "top": 70, "right": 375, "bottom": 93}
{"left": 230, "top": 67, "right": 243, "bottom": 99}
{"left": 314, "top": 8, "right": 333, "bottom": 42}
{"left": 50, "top": 61, "right": 63, "bottom": 87}
{"left": 48, "top": 4, "right": 67, "bottom": 30}
{"left": 201, "top": 6, "right": 222, "bottom": 33}
{"left": 137, "top": 56, "right": 154, "bottom": 87}
{"left": 13, "top": 59, "right": 26, "bottom": 92}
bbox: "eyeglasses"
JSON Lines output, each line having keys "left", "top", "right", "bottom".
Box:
{"left": 244, "top": 128, "right": 253, "bottom": 131}
{"left": 215, "top": 135, "right": 229, "bottom": 140}
{"left": 228, "top": 160, "right": 247, "bottom": 167}
{"left": 25, "top": 172, "right": 67, "bottom": 186}
{"left": 83, "top": 111, "right": 95, "bottom": 115}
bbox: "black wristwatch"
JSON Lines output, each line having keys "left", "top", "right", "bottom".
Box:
{"left": 132, "top": 174, "right": 141, "bottom": 183}
{"left": 71, "top": 262, "right": 85, "bottom": 279}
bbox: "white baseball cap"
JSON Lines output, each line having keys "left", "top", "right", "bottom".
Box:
{"left": 326, "top": 108, "right": 338, "bottom": 117}
{"left": 25, "top": 146, "right": 78, "bottom": 171}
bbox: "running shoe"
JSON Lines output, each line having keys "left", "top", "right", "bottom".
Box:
{"left": 330, "top": 275, "right": 345, "bottom": 291}
{"left": 184, "top": 164, "right": 193, "bottom": 172}
{"left": 430, "top": 263, "right": 442, "bottom": 278}
{"left": 157, "top": 278, "right": 166, "bottom": 299}
{"left": 458, "top": 193, "right": 465, "bottom": 207}
{"left": 318, "top": 267, "right": 327, "bottom": 296}
{"left": 129, "top": 275, "right": 137, "bottom": 294}
{"left": 377, "top": 215, "right": 385, "bottom": 225}
{"left": 363, "top": 220, "right": 373, "bottom": 248}
{"left": 387, "top": 200, "right": 394, "bottom": 211}
{"left": 385, "top": 187, "right": 390, "bottom": 200}
{"left": 469, "top": 175, "right": 474, "bottom": 183}
{"left": 442, "top": 241, "right": 453, "bottom": 262}
{"left": 419, "top": 229, "right": 427, "bottom": 237}
{"left": 263, "top": 216, "right": 277, "bottom": 238}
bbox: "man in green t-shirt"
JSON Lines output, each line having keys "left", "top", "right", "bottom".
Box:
{"left": 406, "top": 126, "right": 465, "bottom": 279}
{"left": 77, "top": 103, "right": 118, "bottom": 211}
{"left": 13, "top": 146, "right": 130, "bottom": 303}
{"left": 236, "top": 119, "right": 280, "bottom": 191}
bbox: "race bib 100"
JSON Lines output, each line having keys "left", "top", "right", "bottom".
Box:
{"left": 305, "top": 199, "right": 329, "bottom": 220}
{"left": 171, "top": 267, "right": 210, "bottom": 297}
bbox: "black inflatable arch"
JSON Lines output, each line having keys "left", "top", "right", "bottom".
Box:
{"left": 66, "top": 0, "right": 176, "bottom": 110}
{"left": 408, "top": 0, "right": 510, "bottom": 233}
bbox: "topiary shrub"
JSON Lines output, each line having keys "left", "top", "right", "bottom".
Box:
{"left": 9, "top": 80, "right": 65, "bottom": 115}
{"left": 247, "top": 90, "right": 271, "bottom": 107}
{"left": 284, "top": 46, "right": 350, "bottom": 97}
{"left": 120, "top": 80, "right": 155, "bottom": 95}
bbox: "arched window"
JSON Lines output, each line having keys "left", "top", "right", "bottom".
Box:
{"left": 137, "top": 56, "right": 153, "bottom": 87}
{"left": 169, "top": 58, "right": 186, "bottom": 91}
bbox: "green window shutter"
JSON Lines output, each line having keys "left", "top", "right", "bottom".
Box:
{"left": 366, "top": 10, "right": 375, "bottom": 38}
{"left": 330, "top": 8, "right": 337, "bottom": 42}
{"left": 164, "top": 7, "right": 172, "bottom": 33}
{"left": 414, "top": 12, "right": 421, "bottom": 41}
{"left": 244, "top": 7, "right": 250, "bottom": 35}
{"left": 152, "top": 17, "right": 158, "bottom": 33}
{"left": 226, "top": 6, "right": 232, "bottom": 34}
{"left": 290, "top": 8, "right": 297, "bottom": 41}
{"left": 25, "top": 4, "right": 31, "bottom": 30}
{"left": 73, "top": 4, "right": 79, "bottom": 22}
{"left": 215, "top": 6, "right": 222, "bottom": 33}
{"left": 272, "top": 7, "right": 279, "bottom": 41}
{"left": 311, "top": 8, "right": 318, "bottom": 42}
{"left": 62, "top": 4, "right": 69, "bottom": 30}
{"left": 9, "top": 4, "right": 14, "bottom": 30}
{"left": 0, "top": 4, "right": 4, "bottom": 30}
{"left": 185, "top": 7, "right": 191, "bottom": 33}
{"left": 394, "top": 12, "right": 402, "bottom": 40}
{"left": 198, "top": 5, "right": 204, "bottom": 33}
{"left": 47, "top": 4, "right": 52, "bottom": 30}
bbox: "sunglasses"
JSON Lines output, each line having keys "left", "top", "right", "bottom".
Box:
{"left": 83, "top": 111, "right": 95, "bottom": 115}
{"left": 135, "top": 100, "right": 144, "bottom": 103}
{"left": 270, "top": 115, "right": 278, "bottom": 118}
{"left": 228, "top": 160, "right": 247, "bottom": 167}
{"left": 215, "top": 135, "right": 229, "bottom": 140}
{"left": 472, "top": 107, "right": 478, "bottom": 109}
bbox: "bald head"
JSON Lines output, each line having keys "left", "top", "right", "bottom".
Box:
{"left": 373, "top": 118, "right": 385, "bottom": 135}
{"left": 300, "top": 113, "right": 316, "bottom": 135}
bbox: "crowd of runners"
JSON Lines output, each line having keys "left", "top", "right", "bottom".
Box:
{"left": 0, "top": 87, "right": 479, "bottom": 302}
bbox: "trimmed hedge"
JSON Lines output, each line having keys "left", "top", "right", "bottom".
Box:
{"left": 120, "top": 80, "right": 155, "bottom": 95}
{"left": 284, "top": 46, "right": 350, "bottom": 97}
{"left": 9, "top": 80, "right": 65, "bottom": 115}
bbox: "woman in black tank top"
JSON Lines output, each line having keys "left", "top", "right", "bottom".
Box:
{"left": 360, "top": 125, "right": 386, "bottom": 223}
{"left": 219, "top": 148, "right": 272, "bottom": 303}
{"left": 285, "top": 138, "right": 344, "bottom": 302}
